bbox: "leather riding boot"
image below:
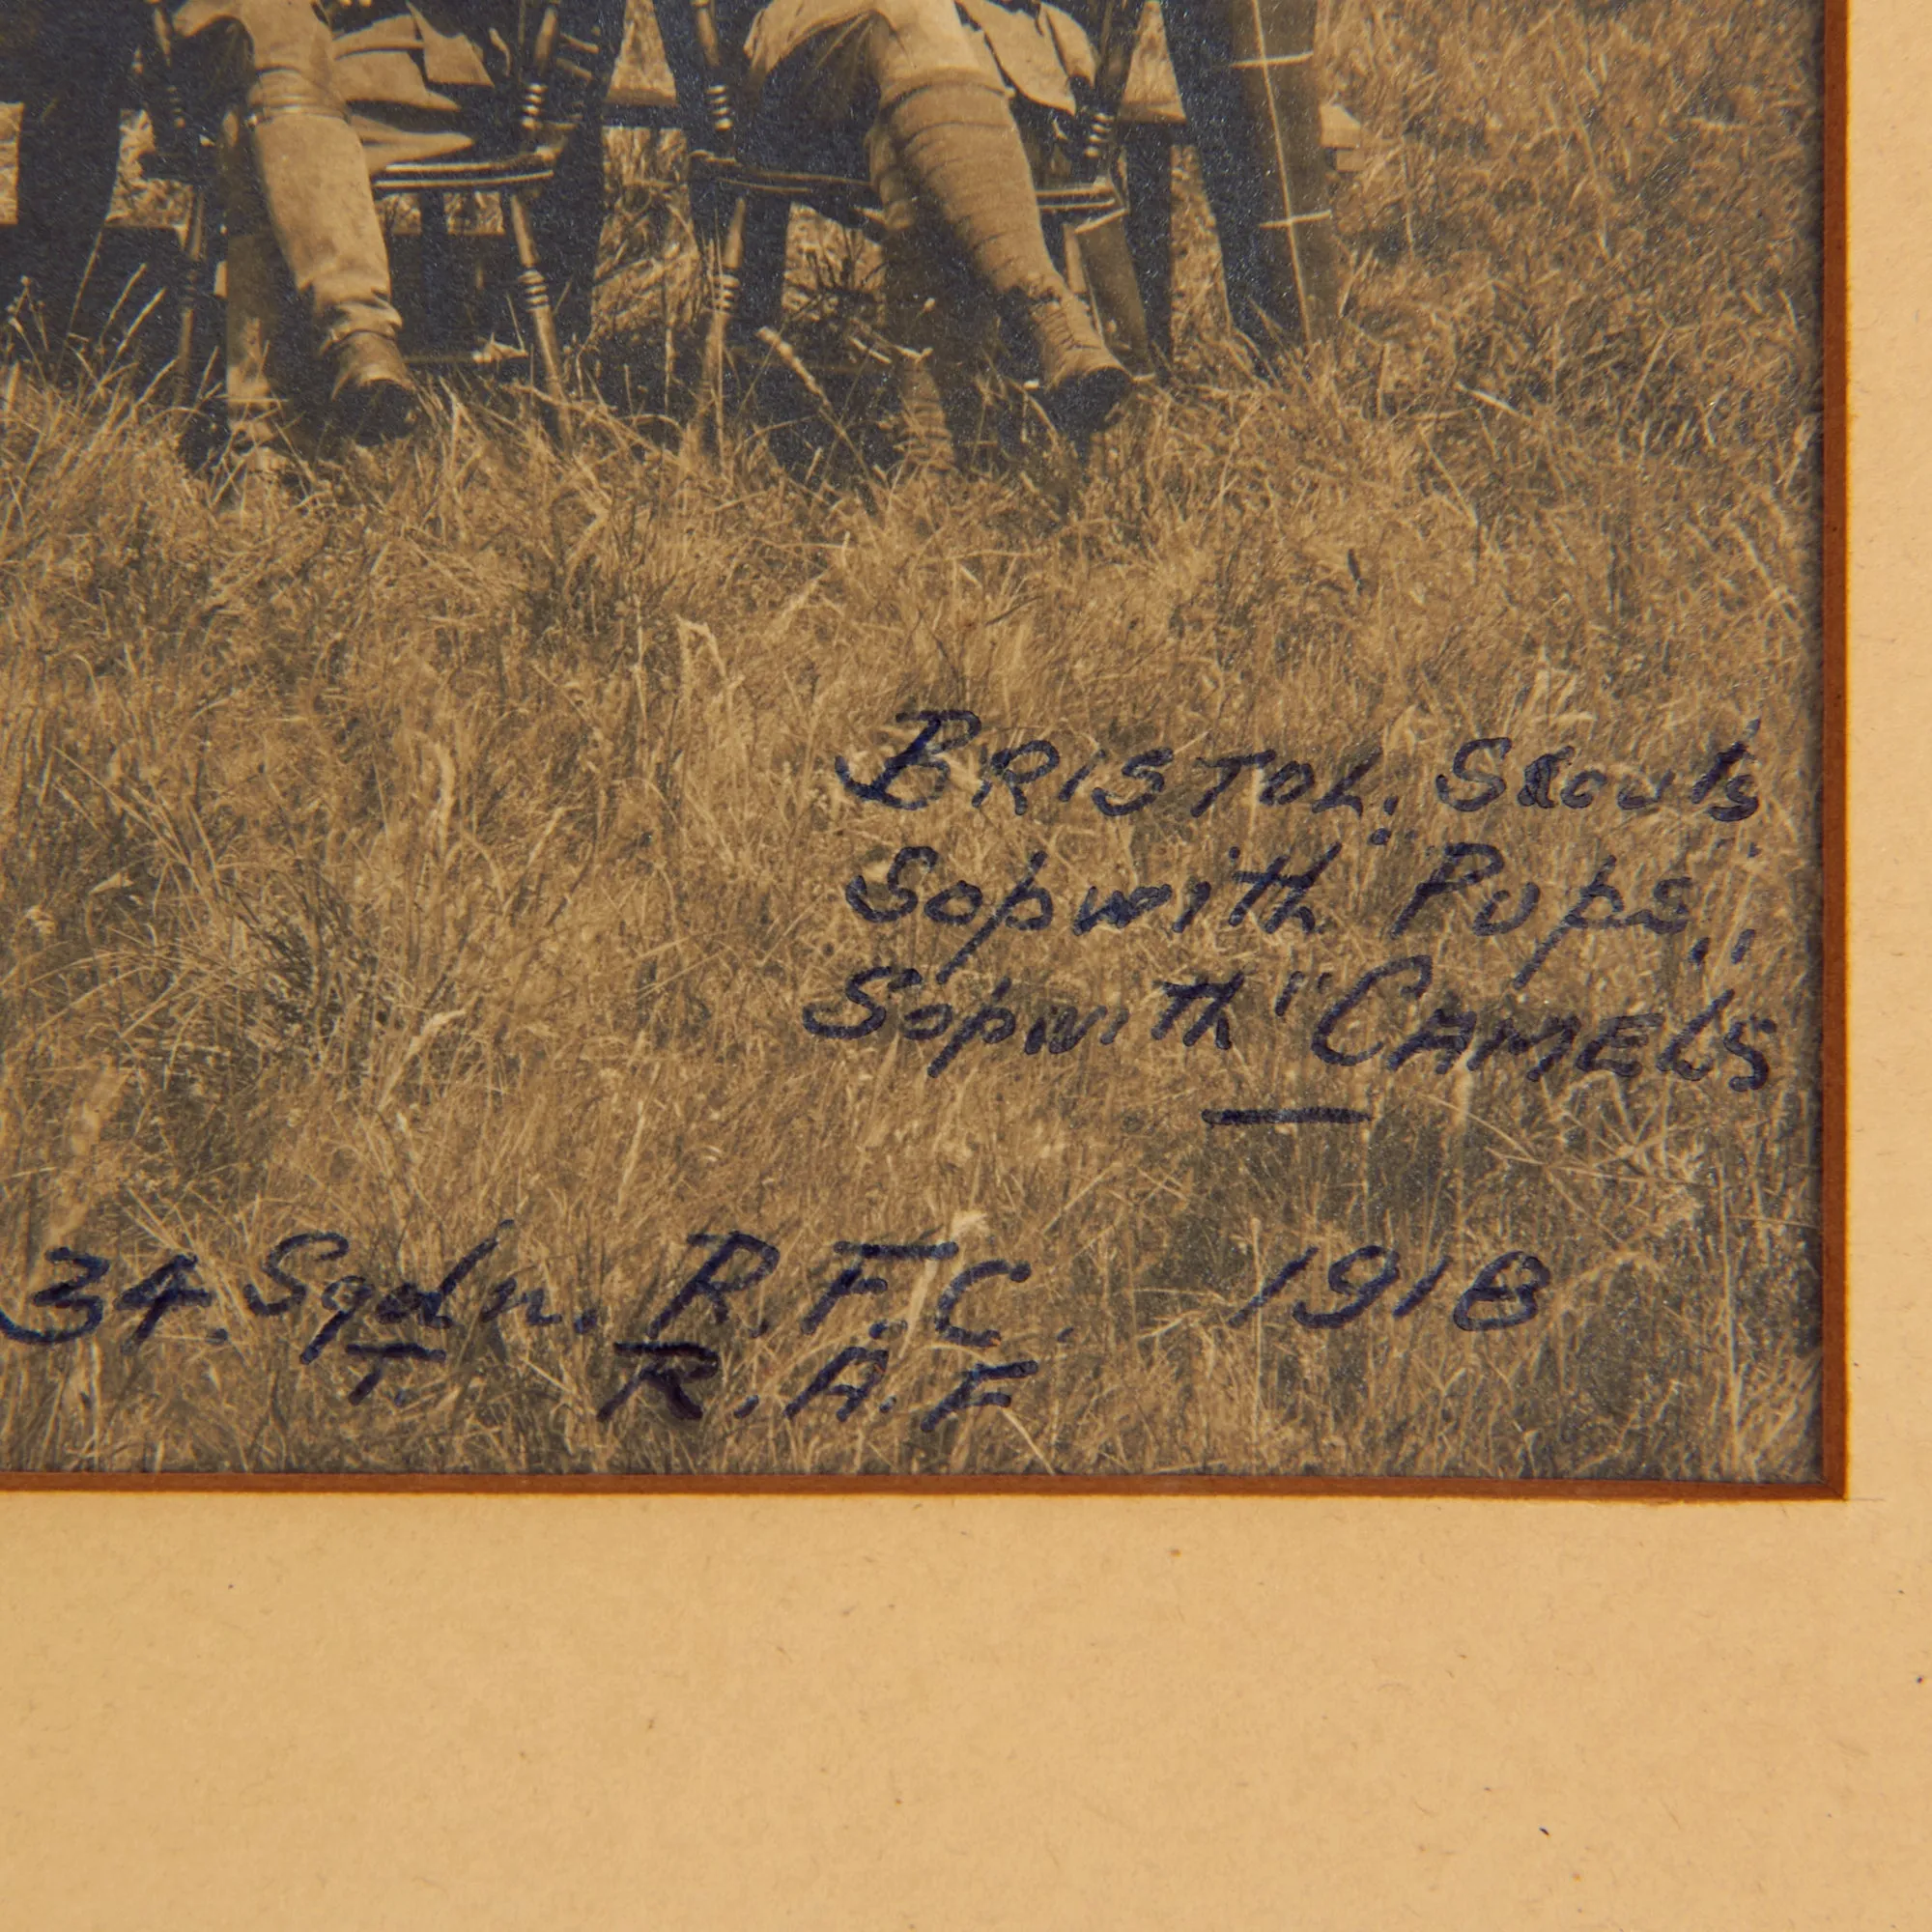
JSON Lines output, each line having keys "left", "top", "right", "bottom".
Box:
{"left": 880, "top": 74, "right": 1129, "bottom": 440}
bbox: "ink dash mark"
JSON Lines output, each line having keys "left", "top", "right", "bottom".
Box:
{"left": 1201, "top": 1106, "right": 1373, "bottom": 1127}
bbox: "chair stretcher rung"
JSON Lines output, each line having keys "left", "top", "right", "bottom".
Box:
{"left": 404, "top": 344, "right": 534, "bottom": 369}
{"left": 374, "top": 157, "right": 558, "bottom": 194}
{"left": 688, "top": 156, "right": 1122, "bottom": 222}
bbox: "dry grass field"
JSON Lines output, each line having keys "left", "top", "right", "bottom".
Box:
{"left": 0, "top": 0, "right": 1824, "bottom": 1477}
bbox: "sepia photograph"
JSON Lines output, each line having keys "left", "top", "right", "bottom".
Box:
{"left": 0, "top": 0, "right": 1835, "bottom": 1484}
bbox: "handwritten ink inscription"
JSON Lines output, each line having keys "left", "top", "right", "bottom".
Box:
{"left": 804, "top": 715, "right": 1778, "bottom": 1109}
{"left": 6, "top": 711, "right": 1802, "bottom": 1475}
{"left": 2, "top": 1224, "right": 1554, "bottom": 1425}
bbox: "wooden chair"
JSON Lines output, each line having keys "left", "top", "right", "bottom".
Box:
{"left": 608, "top": 0, "right": 1362, "bottom": 390}
{"left": 649, "top": 0, "right": 1154, "bottom": 428}
{"left": 138, "top": 0, "right": 618, "bottom": 445}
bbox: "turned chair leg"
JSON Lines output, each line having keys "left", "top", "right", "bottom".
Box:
{"left": 173, "top": 185, "right": 213, "bottom": 411}
{"left": 506, "top": 188, "right": 570, "bottom": 446}
{"left": 699, "top": 192, "right": 749, "bottom": 447}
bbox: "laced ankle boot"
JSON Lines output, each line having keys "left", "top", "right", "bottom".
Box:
{"left": 1009, "top": 279, "right": 1132, "bottom": 440}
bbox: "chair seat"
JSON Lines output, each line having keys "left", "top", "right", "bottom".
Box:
{"left": 687, "top": 151, "right": 1124, "bottom": 223}
{"left": 371, "top": 152, "right": 562, "bottom": 195}
{"left": 142, "top": 136, "right": 565, "bottom": 206}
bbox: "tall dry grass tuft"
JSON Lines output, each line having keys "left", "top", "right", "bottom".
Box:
{"left": 0, "top": 0, "right": 1822, "bottom": 1476}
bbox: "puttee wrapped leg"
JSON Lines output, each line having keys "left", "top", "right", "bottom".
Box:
{"left": 878, "top": 69, "right": 1130, "bottom": 440}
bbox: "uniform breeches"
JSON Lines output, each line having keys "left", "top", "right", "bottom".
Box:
{"left": 744, "top": 1, "right": 1001, "bottom": 182}
{"left": 743, "top": 0, "right": 999, "bottom": 106}
{"left": 174, "top": 0, "right": 344, "bottom": 122}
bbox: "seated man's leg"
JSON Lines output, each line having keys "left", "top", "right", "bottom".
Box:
{"left": 175, "top": 0, "right": 415, "bottom": 437}
{"left": 868, "top": 2, "right": 1127, "bottom": 436}
{"left": 753, "top": 0, "right": 1129, "bottom": 439}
